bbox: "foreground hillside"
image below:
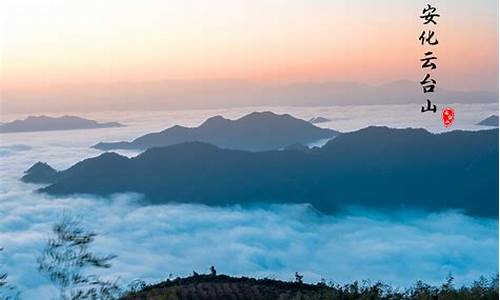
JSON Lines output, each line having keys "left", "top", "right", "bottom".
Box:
{"left": 120, "top": 273, "right": 499, "bottom": 300}
{"left": 23, "top": 127, "right": 499, "bottom": 218}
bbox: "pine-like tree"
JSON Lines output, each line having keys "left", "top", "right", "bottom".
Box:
{"left": 0, "top": 248, "right": 18, "bottom": 300}
{"left": 38, "top": 216, "right": 120, "bottom": 300}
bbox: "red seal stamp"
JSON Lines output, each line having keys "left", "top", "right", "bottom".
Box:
{"left": 442, "top": 107, "right": 455, "bottom": 127}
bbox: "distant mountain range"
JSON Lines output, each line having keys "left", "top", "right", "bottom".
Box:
{"left": 23, "top": 127, "right": 499, "bottom": 218}
{"left": 308, "top": 117, "right": 331, "bottom": 124}
{"left": 477, "top": 115, "right": 499, "bottom": 127}
{"left": 0, "top": 115, "right": 124, "bottom": 133}
{"left": 93, "top": 111, "right": 337, "bottom": 151}
{"left": 3, "top": 80, "right": 497, "bottom": 113}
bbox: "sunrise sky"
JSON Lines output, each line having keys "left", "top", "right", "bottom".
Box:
{"left": 1, "top": 0, "right": 498, "bottom": 111}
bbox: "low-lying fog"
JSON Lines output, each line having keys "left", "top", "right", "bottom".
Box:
{"left": 1, "top": 104, "right": 498, "bottom": 299}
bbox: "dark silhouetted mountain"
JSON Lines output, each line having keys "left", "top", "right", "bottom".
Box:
{"left": 93, "top": 111, "right": 337, "bottom": 151}
{"left": 477, "top": 115, "right": 499, "bottom": 127}
{"left": 21, "top": 162, "right": 59, "bottom": 184}
{"left": 24, "top": 127, "right": 499, "bottom": 218}
{"left": 308, "top": 117, "right": 331, "bottom": 124}
{"left": 0, "top": 115, "right": 124, "bottom": 133}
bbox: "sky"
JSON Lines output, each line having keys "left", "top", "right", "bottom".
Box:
{"left": 0, "top": 0, "right": 498, "bottom": 113}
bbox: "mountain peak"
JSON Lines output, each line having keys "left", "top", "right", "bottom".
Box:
{"left": 477, "top": 115, "right": 499, "bottom": 127}
{"left": 93, "top": 111, "right": 338, "bottom": 152}
{"left": 25, "top": 161, "right": 56, "bottom": 173}
{"left": 238, "top": 111, "right": 288, "bottom": 121}
{"left": 309, "top": 117, "right": 331, "bottom": 124}
{"left": 22, "top": 161, "right": 58, "bottom": 184}
{"left": 200, "top": 115, "right": 230, "bottom": 127}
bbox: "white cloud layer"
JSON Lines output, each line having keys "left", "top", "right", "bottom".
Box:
{"left": 0, "top": 105, "right": 498, "bottom": 300}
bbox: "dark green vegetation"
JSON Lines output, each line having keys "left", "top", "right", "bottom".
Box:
{"left": 24, "top": 127, "right": 499, "bottom": 218}
{"left": 93, "top": 112, "right": 337, "bottom": 151}
{"left": 477, "top": 115, "right": 499, "bottom": 127}
{"left": 120, "top": 273, "right": 499, "bottom": 300}
{"left": 0, "top": 115, "right": 123, "bottom": 133}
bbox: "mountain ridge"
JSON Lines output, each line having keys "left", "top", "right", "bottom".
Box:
{"left": 477, "top": 115, "right": 499, "bottom": 127}
{"left": 4, "top": 80, "right": 497, "bottom": 113}
{"left": 0, "top": 115, "right": 124, "bottom": 133}
{"left": 23, "top": 126, "right": 499, "bottom": 218}
{"left": 93, "top": 111, "right": 338, "bottom": 151}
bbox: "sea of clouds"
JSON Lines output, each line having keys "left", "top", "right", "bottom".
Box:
{"left": 0, "top": 104, "right": 498, "bottom": 299}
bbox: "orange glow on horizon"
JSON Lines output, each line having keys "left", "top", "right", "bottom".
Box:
{"left": 2, "top": 0, "right": 498, "bottom": 92}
